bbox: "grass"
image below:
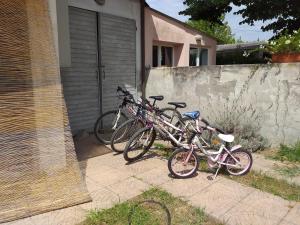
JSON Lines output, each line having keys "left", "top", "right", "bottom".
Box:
{"left": 229, "top": 171, "right": 300, "bottom": 202}
{"left": 153, "top": 142, "right": 173, "bottom": 158}
{"left": 80, "top": 188, "right": 223, "bottom": 225}
{"left": 270, "top": 142, "right": 300, "bottom": 163}
{"left": 274, "top": 165, "right": 300, "bottom": 178}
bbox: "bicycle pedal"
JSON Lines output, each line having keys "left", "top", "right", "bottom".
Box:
{"left": 207, "top": 175, "right": 214, "bottom": 180}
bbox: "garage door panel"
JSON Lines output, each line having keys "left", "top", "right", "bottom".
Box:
{"left": 61, "top": 7, "right": 100, "bottom": 134}
{"left": 100, "top": 13, "right": 137, "bottom": 112}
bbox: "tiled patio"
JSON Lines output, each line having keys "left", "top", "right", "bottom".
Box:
{"left": 4, "top": 152, "right": 300, "bottom": 225}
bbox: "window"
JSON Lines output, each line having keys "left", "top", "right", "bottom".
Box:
{"left": 152, "top": 46, "right": 158, "bottom": 67}
{"left": 189, "top": 47, "right": 209, "bottom": 66}
{"left": 161, "top": 46, "right": 173, "bottom": 67}
{"left": 152, "top": 45, "right": 173, "bottom": 67}
{"left": 189, "top": 48, "right": 198, "bottom": 66}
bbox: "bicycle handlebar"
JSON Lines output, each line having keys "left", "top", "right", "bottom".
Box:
{"left": 200, "top": 118, "right": 226, "bottom": 134}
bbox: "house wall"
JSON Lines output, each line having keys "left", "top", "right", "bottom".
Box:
{"left": 145, "top": 7, "right": 217, "bottom": 68}
{"left": 55, "top": 0, "right": 142, "bottom": 83}
{"left": 145, "top": 63, "right": 300, "bottom": 146}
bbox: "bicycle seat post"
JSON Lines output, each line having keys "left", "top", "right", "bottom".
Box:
{"left": 152, "top": 99, "right": 156, "bottom": 107}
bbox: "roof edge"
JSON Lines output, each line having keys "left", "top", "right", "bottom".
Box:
{"left": 146, "top": 6, "right": 217, "bottom": 41}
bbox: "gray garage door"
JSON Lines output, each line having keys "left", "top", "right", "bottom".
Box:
{"left": 61, "top": 7, "right": 137, "bottom": 134}
{"left": 100, "top": 13, "right": 137, "bottom": 112}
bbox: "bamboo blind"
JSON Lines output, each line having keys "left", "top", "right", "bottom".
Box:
{"left": 0, "top": 0, "right": 91, "bottom": 223}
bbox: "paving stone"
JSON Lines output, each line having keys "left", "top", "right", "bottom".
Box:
{"left": 187, "top": 177, "right": 254, "bottom": 220}
{"left": 223, "top": 190, "right": 292, "bottom": 225}
{"left": 86, "top": 166, "right": 132, "bottom": 186}
{"left": 107, "top": 177, "right": 150, "bottom": 202}
{"left": 160, "top": 172, "right": 219, "bottom": 199}
{"left": 252, "top": 153, "right": 300, "bottom": 186}
{"left": 5, "top": 205, "right": 86, "bottom": 225}
{"left": 125, "top": 157, "right": 167, "bottom": 175}
{"left": 279, "top": 203, "right": 300, "bottom": 225}
{"left": 79, "top": 186, "right": 120, "bottom": 211}
{"left": 135, "top": 166, "right": 172, "bottom": 186}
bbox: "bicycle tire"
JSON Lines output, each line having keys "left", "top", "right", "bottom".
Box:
{"left": 94, "top": 110, "right": 128, "bottom": 144}
{"left": 110, "top": 118, "right": 144, "bottom": 153}
{"left": 160, "top": 107, "right": 182, "bottom": 125}
{"left": 123, "top": 127, "right": 157, "bottom": 162}
{"left": 168, "top": 148, "right": 199, "bottom": 179}
{"left": 225, "top": 149, "right": 253, "bottom": 176}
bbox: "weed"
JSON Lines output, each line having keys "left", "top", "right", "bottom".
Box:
{"left": 275, "top": 165, "right": 300, "bottom": 178}
{"left": 229, "top": 171, "right": 300, "bottom": 201}
{"left": 271, "top": 142, "right": 300, "bottom": 162}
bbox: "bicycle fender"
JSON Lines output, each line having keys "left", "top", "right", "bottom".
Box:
{"left": 230, "top": 145, "right": 242, "bottom": 152}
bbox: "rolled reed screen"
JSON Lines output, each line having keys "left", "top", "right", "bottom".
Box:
{"left": 0, "top": 0, "right": 91, "bottom": 222}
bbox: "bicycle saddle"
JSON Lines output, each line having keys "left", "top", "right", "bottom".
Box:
{"left": 218, "top": 134, "right": 234, "bottom": 143}
{"left": 149, "top": 95, "right": 164, "bottom": 101}
{"left": 168, "top": 102, "right": 187, "bottom": 108}
{"left": 183, "top": 111, "right": 200, "bottom": 120}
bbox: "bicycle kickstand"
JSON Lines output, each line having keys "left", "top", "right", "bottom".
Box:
{"left": 213, "top": 165, "right": 221, "bottom": 180}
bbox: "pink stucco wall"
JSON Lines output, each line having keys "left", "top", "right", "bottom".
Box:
{"left": 145, "top": 7, "right": 217, "bottom": 67}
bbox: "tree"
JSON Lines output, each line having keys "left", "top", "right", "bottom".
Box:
{"left": 180, "top": 0, "right": 300, "bottom": 38}
{"left": 187, "top": 19, "right": 236, "bottom": 44}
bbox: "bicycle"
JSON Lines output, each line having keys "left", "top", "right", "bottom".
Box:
{"left": 110, "top": 97, "right": 185, "bottom": 153}
{"left": 122, "top": 101, "right": 194, "bottom": 162}
{"left": 94, "top": 86, "right": 136, "bottom": 144}
{"left": 168, "top": 117, "right": 253, "bottom": 179}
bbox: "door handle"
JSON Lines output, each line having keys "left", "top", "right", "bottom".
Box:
{"left": 99, "top": 65, "right": 105, "bottom": 80}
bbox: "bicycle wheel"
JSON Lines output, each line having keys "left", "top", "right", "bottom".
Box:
{"left": 94, "top": 110, "right": 128, "bottom": 144}
{"left": 168, "top": 148, "right": 199, "bottom": 178}
{"left": 110, "top": 118, "right": 145, "bottom": 153}
{"left": 123, "top": 127, "right": 157, "bottom": 162}
{"left": 225, "top": 149, "right": 253, "bottom": 176}
{"left": 160, "top": 107, "right": 182, "bottom": 125}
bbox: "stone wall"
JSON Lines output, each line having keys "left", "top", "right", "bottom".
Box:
{"left": 145, "top": 63, "right": 300, "bottom": 146}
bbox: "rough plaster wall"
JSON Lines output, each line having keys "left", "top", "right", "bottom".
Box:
{"left": 146, "top": 63, "right": 300, "bottom": 146}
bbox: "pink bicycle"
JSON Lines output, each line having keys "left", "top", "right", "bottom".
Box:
{"left": 168, "top": 116, "right": 253, "bottom": 179}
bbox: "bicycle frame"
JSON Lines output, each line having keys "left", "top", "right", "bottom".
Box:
{"left": 146, "top": 113, "right": 192, "bottom": 148}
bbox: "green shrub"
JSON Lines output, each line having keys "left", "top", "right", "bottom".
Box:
{"left": 272, "top": 142, "right": 300, "bottom": 162}
{"left": 266, "top": 29, "right": 300, "bottom": 54}
{"left": 207, "top": 102, "right": 268, "bottom": 152}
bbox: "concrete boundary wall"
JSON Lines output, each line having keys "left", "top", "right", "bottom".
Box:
{"left": 146, "top": 63, "right": 300, "bottom": 146}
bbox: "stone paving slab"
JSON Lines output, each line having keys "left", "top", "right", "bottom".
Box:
{"left": 252, "top": 154, "right": 300, "bottom": 186}
{"left": 4, "top": 152, "right": 300, "bottom": 225}
{"left": 188, "top": 178, "right": 254, "bottom": 220}
{"left": 222, "top": 190, "right": 293, "bottom": 225}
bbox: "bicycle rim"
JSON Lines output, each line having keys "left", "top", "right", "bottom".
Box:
{"left": 170, "top": 150, "right": 198, "bottom": 177}
{"left": 226, "top": 151, "right": 251, "bottom": 175}
{"left": 111, "top": 119, "right": 144, "bottom": 153}
{"left": 126, "top": 128, "right": 154, "bottom": 160}
{"left": 94, "top": 111, "right": 127, "bottom": 144}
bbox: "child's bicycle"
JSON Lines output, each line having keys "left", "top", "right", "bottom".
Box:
{"left": 168, "top": 115, "right": 253, "bottom": 179}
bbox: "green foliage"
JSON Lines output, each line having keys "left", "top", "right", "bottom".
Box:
{"left": 180, "top": 0, "right": 300, "bottom": 38}
{"left": 271, "top": 142, "right": 300, "bottom": 163}
{"left": 187, "top": 19, "right": 236, "bottom": 44}
{"left": 266, "top": 29, "right": 300, "bottom": 54}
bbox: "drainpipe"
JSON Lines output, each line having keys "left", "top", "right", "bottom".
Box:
{"left": 140, "top": 0, "right": 145, "bottom": 97}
